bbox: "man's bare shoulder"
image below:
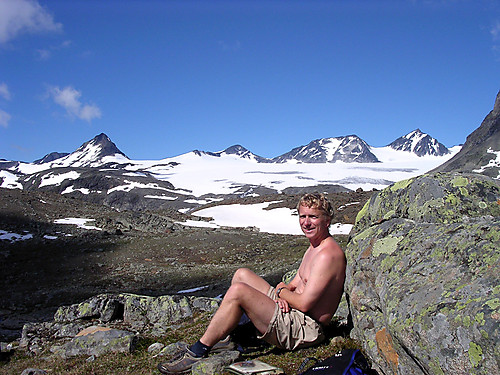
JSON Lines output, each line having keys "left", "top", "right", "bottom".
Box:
{"left": 315, "top": 237, "right": 346, "bottom": 263}
{"left": 321, "top": 237, "right": 344, "bottom": 253}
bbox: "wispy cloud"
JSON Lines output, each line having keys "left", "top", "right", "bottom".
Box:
{"left": 490, "top": 20, "right": 500, "bottom": 59}
{"left": 491, "top": 20, "right": 500, "bottom": 41}
{"left": 36, "top": 39, "right": 71, "bottom": 60}
{"left": 0, "top": 83, "right": 11, "bottom": 128}
{"left": 0, "top": 109, "right": 11, "bottom": 128}
{"left": 0, "top": 0, "right": 62, "bottom": 44}
{"left": 47, "top": 86, "right": 102, "bottom": 122}
{"left": 217, "top": 40, "right": 242, "bottom": 52}
{"left": 0, "top": 83, "right": 11, "bottom": 100}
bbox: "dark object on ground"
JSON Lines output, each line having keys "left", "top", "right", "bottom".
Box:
{"left": 297, "top": 349, "right": 377, "bottom": 375}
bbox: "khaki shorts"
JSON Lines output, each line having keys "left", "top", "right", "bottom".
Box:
{"left": 257, "top": 287, "right": 325, "bottom": 350}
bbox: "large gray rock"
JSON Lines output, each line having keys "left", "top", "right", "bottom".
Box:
{"left": 21, "top": 293, "right": 220, "bottom": 356}
{"left": 50, "top": 326, "right": 136, "bottom": 358}
{"left": 54, "top": 293, "right": 220, "bottom": 334}
{"left": 345, "top": 172, "right": 499, "bottom": 374}
{"left": 192, "top": 350, "right": 241, "bottom": 375}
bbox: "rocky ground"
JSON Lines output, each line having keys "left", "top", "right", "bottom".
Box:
{"left": 0, "top": 187, "right": 374, "bottom": 342}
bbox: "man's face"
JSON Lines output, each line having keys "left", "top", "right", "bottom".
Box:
{"left": 298, "top": 205, "right": 331, "bottom": 241}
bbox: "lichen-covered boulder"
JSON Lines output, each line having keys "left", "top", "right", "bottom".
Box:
{"left": 54, "top": 294, "right": 121, "bottom": 323}
{"left": 345, "top": 172, "right": 499, "bottom": 374}
{"left": 50, "top": 326, "right": 136, "bottom": 358}
{"left": 54, "top": 293, "right": 220, "bottom": 334}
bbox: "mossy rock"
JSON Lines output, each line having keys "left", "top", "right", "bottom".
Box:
{"left": 346, "top": 173, "right": 500, "bottom": 374}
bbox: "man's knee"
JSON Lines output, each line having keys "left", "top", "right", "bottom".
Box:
{"left": 224, "top": 282, "right": 249, "bottom": 300}
{"left": 232, "top": 267, "right": 253, "bottom": 284}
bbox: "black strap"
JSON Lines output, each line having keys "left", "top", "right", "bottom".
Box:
{"left": 297, "top": 357, "right": 318, "bottom": 374}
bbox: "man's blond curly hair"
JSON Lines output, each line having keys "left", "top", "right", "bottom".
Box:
{"left": 297, "top": 192, "right": 334, "bottom": 220}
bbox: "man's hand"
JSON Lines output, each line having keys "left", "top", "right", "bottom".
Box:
{"left": 276, "top": 297, "right": 290, "bottom": 313}
{"left": 275, "top": 281, "right": 296, "bottom": 292}
{"left": 274, "top": 283, "right": 293, "bottom": 313}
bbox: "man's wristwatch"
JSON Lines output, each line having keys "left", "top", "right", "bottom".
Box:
{"left": 276, "top": 287, "right": 286, "bottom": 298}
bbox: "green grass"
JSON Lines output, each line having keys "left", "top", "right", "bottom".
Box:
{"left": 1, "top": 310, "right": 360, "bottom": 375}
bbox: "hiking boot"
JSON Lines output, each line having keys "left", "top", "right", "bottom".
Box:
{"left": 157, "top": 348, "right": 203, "bottom": 374}
{"left": 211, "top": 336, "right": 236, "bottom": 353}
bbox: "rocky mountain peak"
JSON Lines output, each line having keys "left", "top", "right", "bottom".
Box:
{"left": 47, "top": 133, "right": 129, "bottom": 168}
{"left": 272, "top": 135, "right": 379, "bottom": 163}
{"left": 34, "top": 152, "right": 70, "bottom": 165}
{"left": 493, "top": 90, "right": 500, "bottom": 114}
{"left": 223, "top": 145, "right": 248, "bottom": 155}
{"left": 388, "top": 129, "right": 450, "bottom": 156}
{"left": 432, "top": 90, "right": 500, "bottom": 178}
{"left": 82, "top": 133, "right": 125, "bottom": 156}
{"left": 192, "top": 144, "right": 269, "bottom": 163}
{"left": 219, "top": 145, "right": 269, "bottom": 162}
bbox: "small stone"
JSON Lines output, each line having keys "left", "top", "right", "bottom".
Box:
{"left": 20, "top": 369, "right": 47, "bottom": 375}
{"left": 147, "top": 342, "right": 165, "bottom": 354}
{"left": 158, "top": 341, "right": 187, "bottom": 357}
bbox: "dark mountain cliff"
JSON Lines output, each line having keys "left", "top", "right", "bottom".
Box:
{"left": 432, "top": 91, "right": 500, "bottom": 178}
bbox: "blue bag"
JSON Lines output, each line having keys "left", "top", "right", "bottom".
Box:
{"left": 297, "top": 349, "right": 376, "bottom": 375}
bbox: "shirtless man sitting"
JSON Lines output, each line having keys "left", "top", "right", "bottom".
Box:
{"left": 158, "top": 193, "right": 347, "bottom": 374}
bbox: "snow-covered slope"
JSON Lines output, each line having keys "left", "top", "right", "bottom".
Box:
{"left": 193, "top": 145, "right": 270, "bottom": 163}
{"left": 48, "top": 133, "right": 129, "bottom": 168}
{"left": 128, "top": 146, "right": 459, "bottom": 196}
{"left": 0, "top": 132, "right": 461, "bottom": 204}
{"left": 388, "top": 129, "right": 450, "bottom": 156}
{"left": 272, "top": 135, "right": 379, "bottom": 163}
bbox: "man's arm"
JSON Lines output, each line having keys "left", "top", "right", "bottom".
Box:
{"left": 275, "top": 271, "right": 300, "bottom": 292}
{"left": 278, "top": 247, "right": 345, "bottom": 313}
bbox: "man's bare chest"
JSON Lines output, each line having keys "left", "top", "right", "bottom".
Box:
{"left": 298, "top": 250, "right": 316, "bottom": 286}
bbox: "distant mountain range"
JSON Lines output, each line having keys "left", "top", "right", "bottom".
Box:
{"left": 0, "top": 128, "right": 457, "bottom": 211}
{"left": 1, "top": 89, "right": 499, "bottom": 213}
{"left": 22, "top": 128, "right": 451, "bottom": 167}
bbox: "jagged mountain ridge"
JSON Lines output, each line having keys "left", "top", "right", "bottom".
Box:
{"left": 31, "top": 129, "right": 451, "bottom": 168}
{"left": 34, "top": 152, "right": 70, "bottom": 165}
{"left": 193, "top": 145, "right": 270, "bottom": 163}
{"left": 0, "top": 128, "right": 462, "bottom": 212}
{"left": 388, "top": 129, "right": 450, "bottom": 157}
{"left": 432, "top": 91, "right": 500, "bottom": 178}
{"left": 272, "top": 135, "right": 379, "bottom": 163}
{"left": 45, "top": 133, "right": 129, "bottom": 168}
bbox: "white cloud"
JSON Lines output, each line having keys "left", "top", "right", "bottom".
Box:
{"left": 36, "top": 39, "right": 71, "bottom": 60}
{"left": 0, "top": 83, "right": 11, "bottom": 100}
{"left": 491, "top": 20, "right": 500, "bottom": 41}
{"left": 47, "top": 86, "right": 102, "bottom": 122}
{"left": 217, "top": 40, "right": 242, "bottom": 52}
{"left": 79, "top": 104, "right": 102, "bottom": 122}
{"left": 36, "top": 48, "right": 51, "bottom": 60}
{"left": 0, "top": 0, "right": 62, "bottom": 44}
{"left": 0, "top": 109, "right": 11, "bottom": 128}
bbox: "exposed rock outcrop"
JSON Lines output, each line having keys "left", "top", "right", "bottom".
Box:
{"left": 20, "top": 293, "right": 220, "bottom": 358}
{"left": 345, "top": 172, "right": 499, "bottom": 374}
{"left": 50, "top": 326, "right": 136, "bottom": 359}
{"left": 17, "top": 292, "right": 242, "bottom": 374}
{"left": 433, "top": 90, "right": 500, "bottom": 179}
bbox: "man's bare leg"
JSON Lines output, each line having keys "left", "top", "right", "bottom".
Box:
{"left": 231, "top": 268, "right": 272, "bottom": 294}
{"left": 199, "top": 280, "right": 277, "bottom": 347}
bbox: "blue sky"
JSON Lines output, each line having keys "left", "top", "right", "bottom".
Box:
{"left": 1, "top": 0, "right": 499, "bottom": 162}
